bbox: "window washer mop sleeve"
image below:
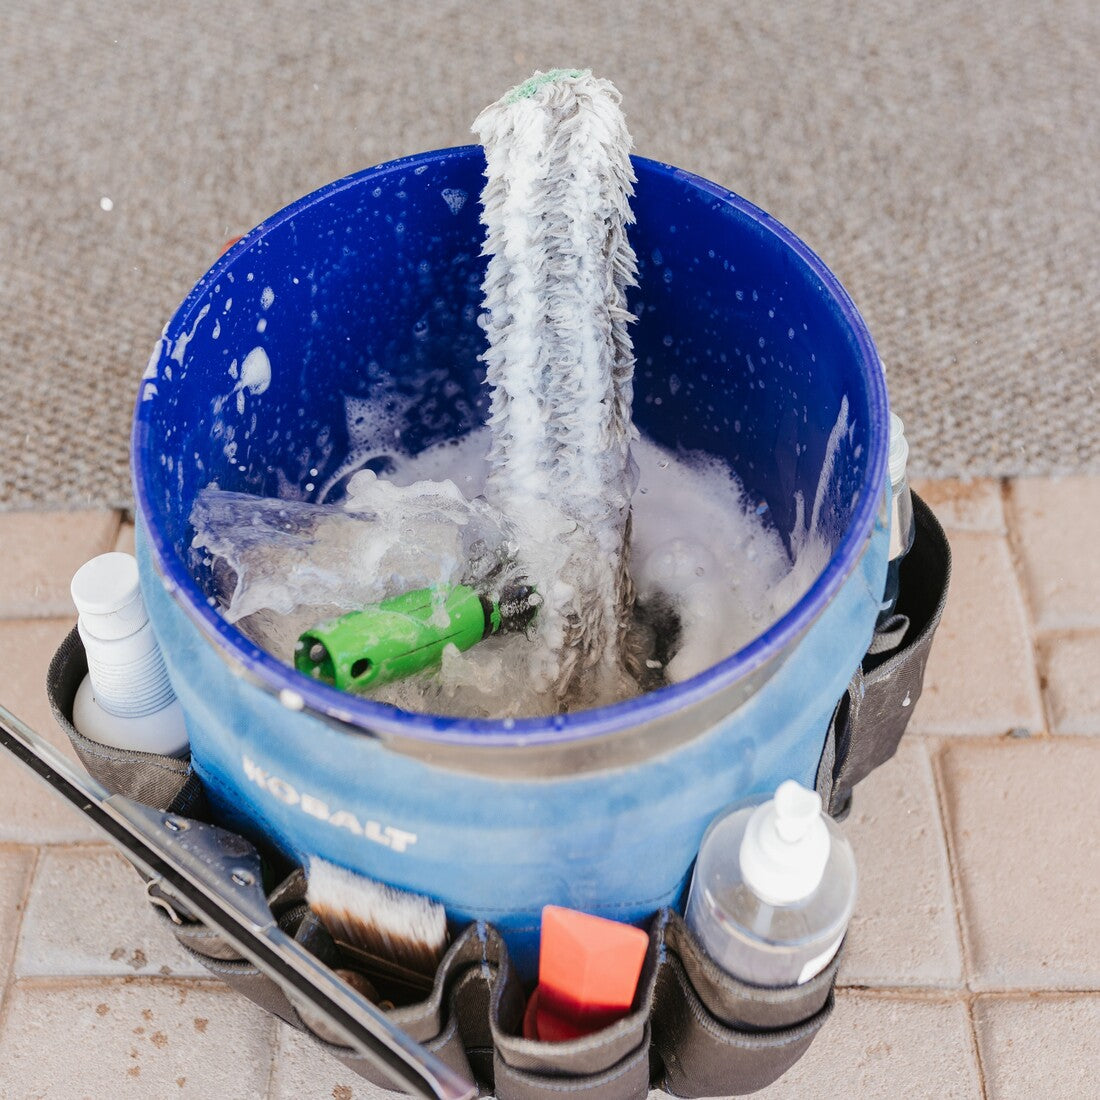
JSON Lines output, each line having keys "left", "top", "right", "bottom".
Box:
{"left": 295, "top": 583, "right": 540, "bottom": 692}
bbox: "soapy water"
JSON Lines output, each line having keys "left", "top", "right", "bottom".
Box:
{"left": 190, "top": 428, "right": 830, "bottom": 719}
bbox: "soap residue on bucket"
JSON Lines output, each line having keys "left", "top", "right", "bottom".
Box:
{"left": 233, "top": 346, "right": 272, "bottom": 414}
{"left": 190, "top": 428, "right": 828, "bottom": 719}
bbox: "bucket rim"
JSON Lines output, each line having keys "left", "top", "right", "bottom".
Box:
{"left": 132, "top": 145, "right": 889, "bottom": 749}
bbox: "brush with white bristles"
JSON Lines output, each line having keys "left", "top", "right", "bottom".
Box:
{"left": 472, "top": 68, "right": 640, "bottom": 709}
{"left": 307, "top": 858, "right": 449, "bottom": 1004}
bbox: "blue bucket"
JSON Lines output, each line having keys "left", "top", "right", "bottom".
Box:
{"left": 132, "top": 146, "right": 889, "bottom": 971}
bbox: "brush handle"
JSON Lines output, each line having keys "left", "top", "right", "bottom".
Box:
{"left": 296, "top": 585, "right": 490, "bottom": 691}
{"left": 0, "top": 702, "right": 477, "bottom": 1100}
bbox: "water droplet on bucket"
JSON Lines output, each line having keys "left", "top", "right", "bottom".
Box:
{"left": 279, "top": 689, "right": 305, "bottom": 711}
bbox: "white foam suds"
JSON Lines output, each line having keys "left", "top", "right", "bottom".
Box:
{"left": 144, "top": 339, "right": 164, "bottom": 380}
{"left": 170, "top": 304, "right": 210, "bottom": 367}
{"left": 791, "top": 396, "right": 849, "bottom": 562}
{"left": 630, "top": 442, "right": 790, "bottom": 682}
{"left": 312, "top": 391, "right": 415, "bottom": 503}
{"left": 237, "top": 346, "right": 271, "bottom": 395}
{"left": 233, "top": 346, "right": 271, "bottom": 415}
{"left": 441, "top": 188, "right": 467, "bottom": 215}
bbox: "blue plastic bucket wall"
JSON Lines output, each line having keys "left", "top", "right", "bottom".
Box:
{"left": 133, "top": 147, "right": 888, "bottom": 971}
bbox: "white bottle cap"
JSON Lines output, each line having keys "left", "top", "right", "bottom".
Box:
{"left": 71, "top": 552, "right": 147, "bottom": 641}
{"left": 888, "top": 412, "right": 909, "bottom": 489}
{"left": 739, "top": 780, "right": 831, "bottom": 907}
{"left": 71, "top": 552, "right": 178, "bottom": 721}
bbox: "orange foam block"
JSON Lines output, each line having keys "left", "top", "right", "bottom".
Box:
{"left": 534, "top": 905, "right": 649, "bottom": 1042}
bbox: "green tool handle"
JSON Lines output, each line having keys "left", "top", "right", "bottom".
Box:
{"left": 296, "top": 585, "right": 497, "bottom": 692}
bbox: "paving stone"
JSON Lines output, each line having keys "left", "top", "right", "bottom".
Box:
{"left": 269, "top": 1021, "right": 403, "bottom": 1099}
{"left": 0, "top": 618, "right": 98, "bottom": 842}
{"left": 0, "top": 510, "right": 121, "bottom": 618}
{"left": 0, "top": 846, "right": 36, "bottom": 992}
{"left": 938, "top": 740, "right": 1100, "bottom": 989}
{"left": 1011, "top": 478, "right": 1100, "bottom": 631}
{"left": 0, "top": 979, "right": 275, "bottom": 1099}
{"left": 754, "top": 993, "right": 980, "bottom": 1099}
{"left": 837, "top": 740, "right": 962, "bottom": 989}
{"left": 15, "top": 845, "right": 209, "bottom": 979}
{"left": 911, "top": 477, "right": 1005, "bottom": 533}
{"left": 1041, "top": 633, "right": 1100, "bottom": 735}
{"left": 0, "top": 617, "right": 75, "bottom": 734}
{"left": 973, "top": 995, "right": 1100, "bottom": 1100}
{"left": 907, "top": 531, "right": 1043, "bottom": 735}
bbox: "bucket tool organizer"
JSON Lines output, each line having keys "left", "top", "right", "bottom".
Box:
{"left": 39, "top": 494, "right": 948, "bottom": 1097}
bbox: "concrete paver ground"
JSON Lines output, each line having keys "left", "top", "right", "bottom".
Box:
{"left": 0, "top": 479, "right": 1096, "bottom": 1097}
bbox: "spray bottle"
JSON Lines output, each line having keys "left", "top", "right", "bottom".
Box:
{"left": 71, "top": 552, "right": 189, "bottom": 756}
{"left": 684, "top": 780, "right": 856, "bottom": 987}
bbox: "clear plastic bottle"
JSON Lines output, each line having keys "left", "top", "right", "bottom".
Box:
{"left": 879, "top": 411, "right": 915, "bottom": 622}
{"left": 71, "top": 552, "right": 189, "bottom": 756}
{"left": 684, "top": 781, "right": 856, "bottom": 986}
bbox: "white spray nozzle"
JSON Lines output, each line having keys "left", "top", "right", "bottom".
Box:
{"left": 774, "top": 780, "right": 823, "bottom": 842}
{"left": 739, "top": 780, "right": 831, "bottom": 906}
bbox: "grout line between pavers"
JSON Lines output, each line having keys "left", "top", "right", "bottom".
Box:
{"left": 838, "top": 981, "right": 1100, "bottom": 996}
{"left": 10, "top": 974, "right": 228, "bottom": 993}
{"left": 905, "top": 729, "right": 1087, "bottom": 746}
{"left": 1031, "top": 624, "right": 1100, "bottom": 642}
{"left": 109, "top": 509, "right": 124, "bottom": 550}
{"left": 915, "top": 733, "right": 987, "bottom": 1038}
{"left": 14, "top": 839, "right": 123, "bottom": 853}
{"left": 830, "top": 987, "right": 969, "bottom": 1004}
{"left": 926, "top": 735, "right": 1011, "bottom": 1100}
{"left": 265, "top": 1017, "right": 285, "bottom": 1100}
{"left": 970, "top": 989, "right": 1100, "bottom": 1004}
{"left": 1000, "top": 478, "right": 1054, "bottom": 737}
{"left": 911, "top": 735, "right": 972, "bottom": 996}
{"left": 13, "top": 846, "right": 39, "bottom": 932}
{"left": 964, "top": 996, "right": 990, "bottom": 1100}
{"left": 925, "top": 737, "right": 976, "bottom": 989}
{"left": 0, "top": 845, "right": 42, "bottom": 1054}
